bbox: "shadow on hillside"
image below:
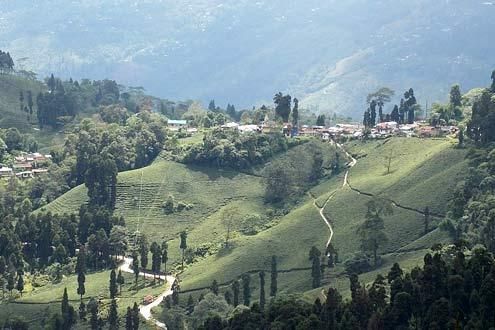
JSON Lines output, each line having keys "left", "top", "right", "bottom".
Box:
{"left": 185, "top": 164, "right": 241, "bottom": 181}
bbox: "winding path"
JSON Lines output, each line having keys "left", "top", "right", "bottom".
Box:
{"left": 119, "top": 257, "right": 176, "bottom": 329}
{"left": 311, "top": 142, "right": 358, "bottom": 252}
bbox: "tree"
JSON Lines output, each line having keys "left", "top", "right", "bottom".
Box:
{"left": 139, "top": 235, "right": 149, "bottom": 277}
{"left": 391, "top": 105, "right": 400, "bottom": 123}
{"left": 208, "top": 100, "right": 216, "bottom": 112}
{"left": 450, "top": 84, "right": 462, "bottom": 108}
{"left": 357, "top": 199, "right": 392, "bottom": 267}
{"left": 132, "top": 303, "right": 140, "bottom": 330}
{"left": 85, "top": 153, "right": 118, "bottom": 209}
{"left": 424, "top": 206, "right": 430, "bottom": 235}
{"left": 316, "top": 114, "right": 326, "bottom": 126}
{"left": 309, "top": 246, "right": 322, "bottom": 288}
{"left": 180, "top": 231, "right": 187, "bottom": 270}
{"left": 16, "top": 274, "right": 24, "bottom": 296}
{"left": 88, "top": 298, "right": 99, "bottom": 330}
{"left": 264, "top": 161, "right": 291, "bottom": 204}
{"left": 7, "top": 272, "right": 15, "bottom": 296}
{"left": 109, "top": 226, "right": 128, "bottom": 258}
{"left": 109, "top": 269, "right": 118, "bottom": 299}
{"left": 292, "top": 98, "right": 299, "bottom": 126}
{"left": 232, "top": 280, "right": 240, "bottom": 307}
{"left": 161, "top": 241, "right": 168, "bottom": 275}
{"left": 242, "top": 274, "right": 251, "bottom": 306}
{"left": 108, "top": 299, "right": 119, "bottom": 330}
{"left": 210, "top": 280, "right": 219, "bottom": 295}
{"left": 221, "top": 206, "right": 238, "bottom": 247}
{"left": 117, "top": 270, "right": 125, "bottom": 295}
{"left": 491, "top": 69, "right": 495, "bottom": 92}
{"left": 61, "top": 287, "right": 76, "bottom": 329}
{"left": 150, "top": 241, "right": 161, "bottom": 282}
{"left": 271, "top": 255, "right": 278, "bottom": 297}
{"left": 384, "top": 148, "right": 395, "bottom": 175}
{"left": 125, "top": 307, "right": 133, "bottom": 330}
{"left": 132, "top": 253, "right": 139, "bottom": 284}
{"left": 79, "top": 301, "right": 86, "bottom": 321}
{"left": 76, "top": 247, "right": 86, "bottom": 301}
{"left": 259, "top": 271, "right": 266, "bottom": 310}
{"left": 458, "top": 127, "right": 464, "bottom": 147}
{"left": 273, "top": 92, "right": 292, "bottom": 122}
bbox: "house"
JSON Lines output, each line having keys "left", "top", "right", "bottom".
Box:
{"left": 238, "top": 125, "right": 260, "bottom": 133}
{"left": 0, "top": 166, "right": 13, "bottom": 177}
{"left": 167, "top": 119, "right": 188, "bottom": 131}
{"left": 16, "top": 171, "right": 34, "bottom": 179}
{"left": 32, "top": 169, "right": 49, "bottom": 176}
{"left": 221, "top": 122, "right": 239, "bottom": 130}
{"left": 142, "top": 295, "right": 154, "bottom": 305}
{"left": 13, "top": 163, "right": 33, "bottom": 172}
{"left": 417, "top": 126, "right": 441, "bottom": 138}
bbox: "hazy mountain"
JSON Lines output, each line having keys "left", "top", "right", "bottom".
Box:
{"left": 1, "top": 0, "right": 494, "bottom": 117}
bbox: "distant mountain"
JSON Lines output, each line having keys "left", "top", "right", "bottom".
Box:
{"left": 1, "top": 0, "right": 494, "bottom": 117}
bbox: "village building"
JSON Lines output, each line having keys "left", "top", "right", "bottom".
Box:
{"left": 167, "top": 119, "right": 188, "bottom": 131}
{"left": 0, "top": 166, "right": 13, "bottom": 177}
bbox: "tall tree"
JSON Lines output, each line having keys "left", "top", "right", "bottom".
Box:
{"left": 424, "top": 206, "right": 430, "bottom": 235}
{"left": 139, "top": 235, "right": 149, "bottom": 277}
{"left": 292, "top": 98, "right": 299, "bottom": 126}
{"left": 180, "top": 231, "right": 187, "bottom": 271}
{"left": 316, "top": 114, "right": 326, "bottom": 126}
{"left": 357, "top": 199, "right": 392, "bottom": 267}
{"left": 161, "top": 241, "right": 168, "bottom": 275}
{"left": 242, "top": 274, "right": 251, "bottom": 306}
{"left": 125, "top": 307, "right": 133, "bottom": 330}
{"left": 85, "top": 153, "right": 118, "bottom": 209}
{"left": 259, "top": 271, "right": 266, "bottom": 310}
{"left": 88, "top": 298, "right": 99, "bottom": 330}
{"left": 132, "top": 302, "right": 140, "bottom": 330}
{"left": 76, "top": 247, "right": 86, "bottom": 301}
{"left": 150, "top": 241, "right": 161, "bottom": 282}
{"left": 117, "top": 270, "right": 125, "bottom": 295}
{"left": 270, "top": 255, "right": 278, "bottom": 297}
{"left": 309, "top": 246, "right": 322, "bottom": 288}
{"left": 491, "top": 70, "right": 495, "bottom": 92}
{"left": 210, "top": 280, "right": 219, "bottom": 295}
{"left": 232, "top": 280, "right": 240, "bottom": 307}
{"left": 273, "top": 92, "right": 292, "bottom": 122}
{"left": 109, "top": 269, "right": 118, "bottom": 299}
{"left": 108, "top": 299, "right": 119, "bottom": 330}
{"left": 132, "top": 253, "right": 139, "bottom": 284}
{"left": 16, "top": 274, "right": 24, "bottom": 296}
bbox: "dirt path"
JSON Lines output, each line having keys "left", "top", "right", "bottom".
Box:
{"left": 310, "top": 142, "right": 358, "bottom": 252}
{"left": 119, "top": 257, "right": 176, "bottom": 329}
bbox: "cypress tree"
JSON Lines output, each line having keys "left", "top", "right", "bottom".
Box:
{"left": 108, "top": 299, "right": 119, "bottom": 330}
{"left": 88, "top": 298, "right": 99, "bottom": 330}
{"left": 79, "top": 301, "right": 86, "bottom": 320}
{"left": 109, "top": 269, "right": 118, "bottom": 299}
{"left": 210, "top": 280, "right": 219, "bottom": 295}
{"left": 259, "top": 271, "right": 266, "bottom": 310}
{"left": 132, "top": 302, "right": 140, "bottom": 330}
{"left": 117, "top": 270, "right": 125, "bottom": 295}
{"left": 125, "top": 307, "right": 133, "bottom": 330}
{"left": 270, "top": 255, "right": 278, "bottom": 297}
{"left": 16, "top": 274, "right": 24, "bottom": 296}
{"left": 161, "top": 241, "right": 168, "bottom": 275}
{"left": 232, "top": 280, "right": 240, "bottom": 306}
{"left": 242, "top": 274, "right": 251, "bottom": 306}
{"left": 76, "top": 247, "right": 86, "bottom": 301}
{"left": 132, "top": 253, "right": 139, "bottom": 284}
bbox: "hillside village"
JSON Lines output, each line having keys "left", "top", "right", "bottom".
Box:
{"left": 0, "top": 152, "right": 51, "bottom": 179}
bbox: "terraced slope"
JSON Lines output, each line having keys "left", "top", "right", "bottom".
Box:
{"left": 42, "top": 137, "right": 467, "bottom": 305}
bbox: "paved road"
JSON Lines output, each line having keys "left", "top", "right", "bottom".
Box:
{"left": 119, "top": 257, "right": 176, "bottom": 329}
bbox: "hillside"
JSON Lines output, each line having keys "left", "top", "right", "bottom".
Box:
{"left": 2, "top": 1, "right": 494, "bottom": 117}
{"left": 42, "top": 137, "right": 468, "bottom": 311}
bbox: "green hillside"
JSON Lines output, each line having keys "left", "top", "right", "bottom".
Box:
{"left": 0, "top": 74, "right": 43, "bottom": 131}
{"left": 41, "top": 137, "right": 468, "bottom": 304}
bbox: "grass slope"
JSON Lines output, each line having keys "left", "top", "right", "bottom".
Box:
{"left": 41, "top": 137, "right": 468, "bottom": 313}
{"left": 0, "top": 269, "right": 166, "bottom": 329}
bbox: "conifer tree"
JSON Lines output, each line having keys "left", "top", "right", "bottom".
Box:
{"left": 232, "top": 280, "right": 240, "bottom": 307}
{"left": 132, "top": 302, "right": 140, "bottom": 330}
{"left": 210, "top": 280, "right": 219, "bottom": 295}
{"left": 180, "top": 231, "right": 187, "bottom": 271}
{"left": 161, "top": 241, "right": 168, "bottom": 275}
{"left": 132, "top": 253, "right": 139, "bottom": 284}
{"left": 108, "top": 299, "right": 119, "bottom": 330}
{"left": 270, "top": 255, "right": 278, "bottom": 297}
{"left": 242, "top": 274, "right": 251, "bottom": 306}
{"left": 125, "top": 307, "right": 133, "bottom": 330}
{"left": 259, "top": 271, "right": 266, "bottom": 310}
{"left": 16, "top": 274, "right": 24, "bottom": 296}
{"left": 117, "top": 270, "right": 125, "bottom": 295}
{"left": 109, "top": 269, "right": 118, "bottom": 299}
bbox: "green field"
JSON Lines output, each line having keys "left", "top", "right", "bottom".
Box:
{"left": 36, "top": 137, "right": 468, "bottom": 325}
{"left": 0, "top": 268, "right": 167, "bottom": 329}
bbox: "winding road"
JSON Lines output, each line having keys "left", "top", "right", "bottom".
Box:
{"left": 311, "top": 142, "right": 358, "bottom": 252}
{"left": 119, "top": 257, "right": 177, "bottom": 329}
